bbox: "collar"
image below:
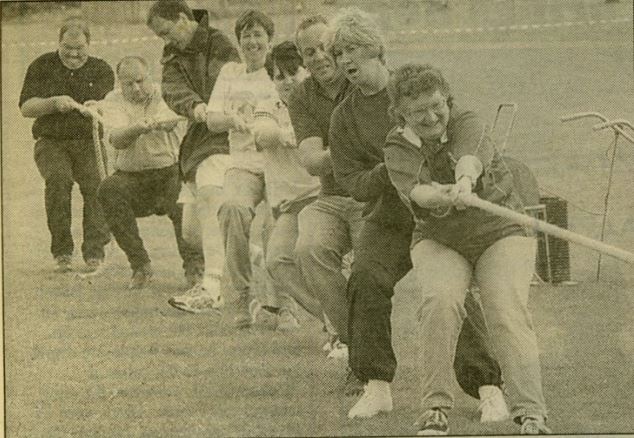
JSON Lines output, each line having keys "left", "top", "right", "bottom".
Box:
{"left": 400, "top": 125, "right": 448, "bottom": 149}
{"left": 309, "top": 74, "right": 350, "bottom": 102}
{"left": 184, "top": 12, "right": 210, "bottom": 53}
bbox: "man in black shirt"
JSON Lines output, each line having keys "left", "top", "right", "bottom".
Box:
{"left": 20, "top": 17, "right": 113, "bottom": 273}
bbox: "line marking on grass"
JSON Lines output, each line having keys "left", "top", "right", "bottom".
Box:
{"left": 2, "top": 17, "right": 631, "bottom": 49}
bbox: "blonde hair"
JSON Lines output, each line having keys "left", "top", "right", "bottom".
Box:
{"left": 326, "top": 8, "right": 385, "bottom": 64}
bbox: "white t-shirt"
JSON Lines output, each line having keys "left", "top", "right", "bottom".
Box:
{"left": 206, "top": 62, "right": 277, "bottom": 173}
{"left": 255, "top": 96, "right": 321, "bottom": 209}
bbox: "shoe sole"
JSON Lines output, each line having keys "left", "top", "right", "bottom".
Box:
{"left": 167, "top": 299, "right": 222, "bottom": 314}
{"left": 348, "top": 407, "right": 392, "bottom": 419}
{"left": 417, "top": 430, "right": 448, "bottom": 436}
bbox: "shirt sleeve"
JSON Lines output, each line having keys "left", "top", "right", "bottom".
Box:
{"left": 287, "top": 84, "right": 322, "bottom": 145}
{"left": 100, "top": 94, "right": 129, "bottom": 130}
{"left": 161, "top": 57, "right": 205, "bottom": 119}
{"left": 384, "top": 137, "right": 432, "bottom": 220}
{"left": 329, "top": 104, "right": 390, "bottom": 202}
{"left": 206, "top": 63, "right": 232, "bottom": 114}
{"left": 450, "top": 110, "right": 494, "bottom": 172}
{"left": 19, "top": 58, "right": 45, "bottom": 107}
{"left": 91, "top": 60, "right": 115, "bottom": 101}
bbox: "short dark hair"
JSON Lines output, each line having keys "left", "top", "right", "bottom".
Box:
{"left": 295, "top": 15, "right": 328, "bottom": 45}
{"left": 146, "top": 0, "right": 194, "bottom": 26}
{"left": 116, "top": 56, "right": 149, "bottom": 76}
{"left": 234, "top": 10, "right": 274, "bottom": 42}
{"left": 59, "top": 16, "right": 90, "bottom": 43}
{"left": 388, "top": 63, "right": 453, "bottom": 125}
{"left": 266, "top": 41, "right": 303, "bottom": 80}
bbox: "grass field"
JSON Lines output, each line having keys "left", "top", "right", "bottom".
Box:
{"left": 2, "top": 1, "right": 634, "bottom": 436}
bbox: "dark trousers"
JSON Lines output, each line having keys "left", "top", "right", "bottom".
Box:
{"left": 34, "top": 137, "right": 110, "bottom": 261}
{"left": 347, "top": 219, "right": 502, "bottom": 398}
{"left": 97, "top": 165, "right": 203, "bottom": 271}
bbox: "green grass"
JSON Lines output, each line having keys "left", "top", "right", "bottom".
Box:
{"left": 2, "top": 1, "right": 634, "bottom": 436}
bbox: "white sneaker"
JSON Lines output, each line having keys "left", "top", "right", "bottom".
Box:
{"left": 168, "top": 281, "right": 224, "bottom": 314}
{"left": 348, "top": 380, "right": 393, "bottom": 419}
{"left": 248, "top": 298, "right": 262, "bottom": 324}
{"left": 478, "top": 385, "right": 510, "bottom": 423}
{"left": 327, "top": 340, "right": 349, "bottom": 360}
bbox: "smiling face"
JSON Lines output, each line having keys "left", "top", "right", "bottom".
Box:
{"left": 58, "top": 29, "right": 89, "bottom": 70}
{"left": 398, "top": 89, "right": 450, "bottom": 142}
{"left": 331, "top": 43, "right": 381, "bottom": 88}
{"left": 239, "top": 24, "right": 271, "bottom": 71}
{"left": 296, "top": 23, "right": 338, "bottom": 85}
{"left": 149, "top": 13, "right": 193, "bottom": 51}
{"left": 273, "top": 64, "right": 308, "bottom": 104}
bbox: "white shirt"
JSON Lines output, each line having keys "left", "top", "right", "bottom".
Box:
{"left": 206, "top": 62, "right": 278, "bottom": 173}
{"left": 255, "top": 96, "right": 321, "bottom": 208}
{"left": 101, "top": 85, "right": 185, "bottom": 172}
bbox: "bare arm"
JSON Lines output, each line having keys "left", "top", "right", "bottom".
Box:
{"left": 298, "top": 137, "right": 333, "bottom": 176}
{"left": 109, "top": 121, "right": 152, "bottom": 150}
{"left": 20, "top": 95, "right": 76, "bottom": 118}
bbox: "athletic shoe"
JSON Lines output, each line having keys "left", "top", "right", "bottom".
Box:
{"left": 167, "top": 281, "right": 224, "bottom": 313}
{"left": 520, "top": 415, "right": 552, "bottom": 435}
{"left": 276, "top": 308, "right": 300, "bottom": 331}
{"left": 54, "top": 255, "right": 72, "bottom": 273}
{"left": 347, "top": 380, "right": 393, "bottom": 419}
{"left": 327, "top": 340, "right": 349, "bottom": 360}
{"left": 344, "top": 368, "right": 365, "bottom": 396}
{"left": 234, "top": 293, "right": 252, "bottom": 329}
{"left": 416, "top": 408, "right": 449, "bottom": 436}
{"left": 128, "top": 263, "right": 153, "bottom": 289}
{"left": 84, "top": 258, "right": 103, "bottom": 273}
{"left": 478, "top": 385, "right": 510, "bottom": 423}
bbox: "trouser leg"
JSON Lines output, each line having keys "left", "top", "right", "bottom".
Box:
{"left": 34, "top": 138, "right": 75, "bottom": 258}
{"left": 266, "top": 211, "right": 323, "bottom": 319}
{"left": 453, "top": 290, "right": 503, "bottom": 399}
{"left": 97, "top": 172, "right": 149, "bottom": 270}
{"left": 296, "top": 197, "right": 352, "bottom": 343}
{"left": 475, "top": 236, "right": 548, "bottom": 421}
{"left": 217, "top": 168, "right": 265, "bottom": 297}
{"left": 347, "top": 220, "right": 412, "bottom": 383}
{"left": 72, "top": 139, "right": 109, "bottom": 261}
{"left": 411, "top": 239, "right": 472, "bottom": 411}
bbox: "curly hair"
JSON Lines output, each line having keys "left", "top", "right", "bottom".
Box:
{"left": 325, "top": 8, "right": 385, "bottom": 64}
{"left": 387, "top": 63, "right": 453, "bottom": 125}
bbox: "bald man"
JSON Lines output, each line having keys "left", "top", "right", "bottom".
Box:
{"left": 20, "top": 17, "right": 113, "bottom": 273}
{"left": 97, "top": 56, "right": 204, "bottom": 289}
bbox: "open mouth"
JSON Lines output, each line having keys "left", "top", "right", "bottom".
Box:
{"left": 346, "top": 67, "right": 359, "bottom": 75}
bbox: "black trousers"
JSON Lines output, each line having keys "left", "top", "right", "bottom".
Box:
{"left": 97, "top": 164, "right": 203, "bottom": 271}
{"left": 347, "top": 219, "right": 502, "bottom": 398}
{"left": 34, "top": 137, "right": 110, "bottom": 261}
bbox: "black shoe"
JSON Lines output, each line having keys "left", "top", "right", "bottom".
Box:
{"left": 129, "top": 263, "right": 153, "bottom": 290}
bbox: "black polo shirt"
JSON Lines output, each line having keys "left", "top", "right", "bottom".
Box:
{"left": 19, "top": 51, "right": 114, "bottom": 140}
{"left": 287, "top": 75, "right": 352, "bottom": 197}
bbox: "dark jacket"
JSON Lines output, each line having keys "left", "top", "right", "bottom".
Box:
{"left": 160, "top": 10, "right": 240, "bottom": 180}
